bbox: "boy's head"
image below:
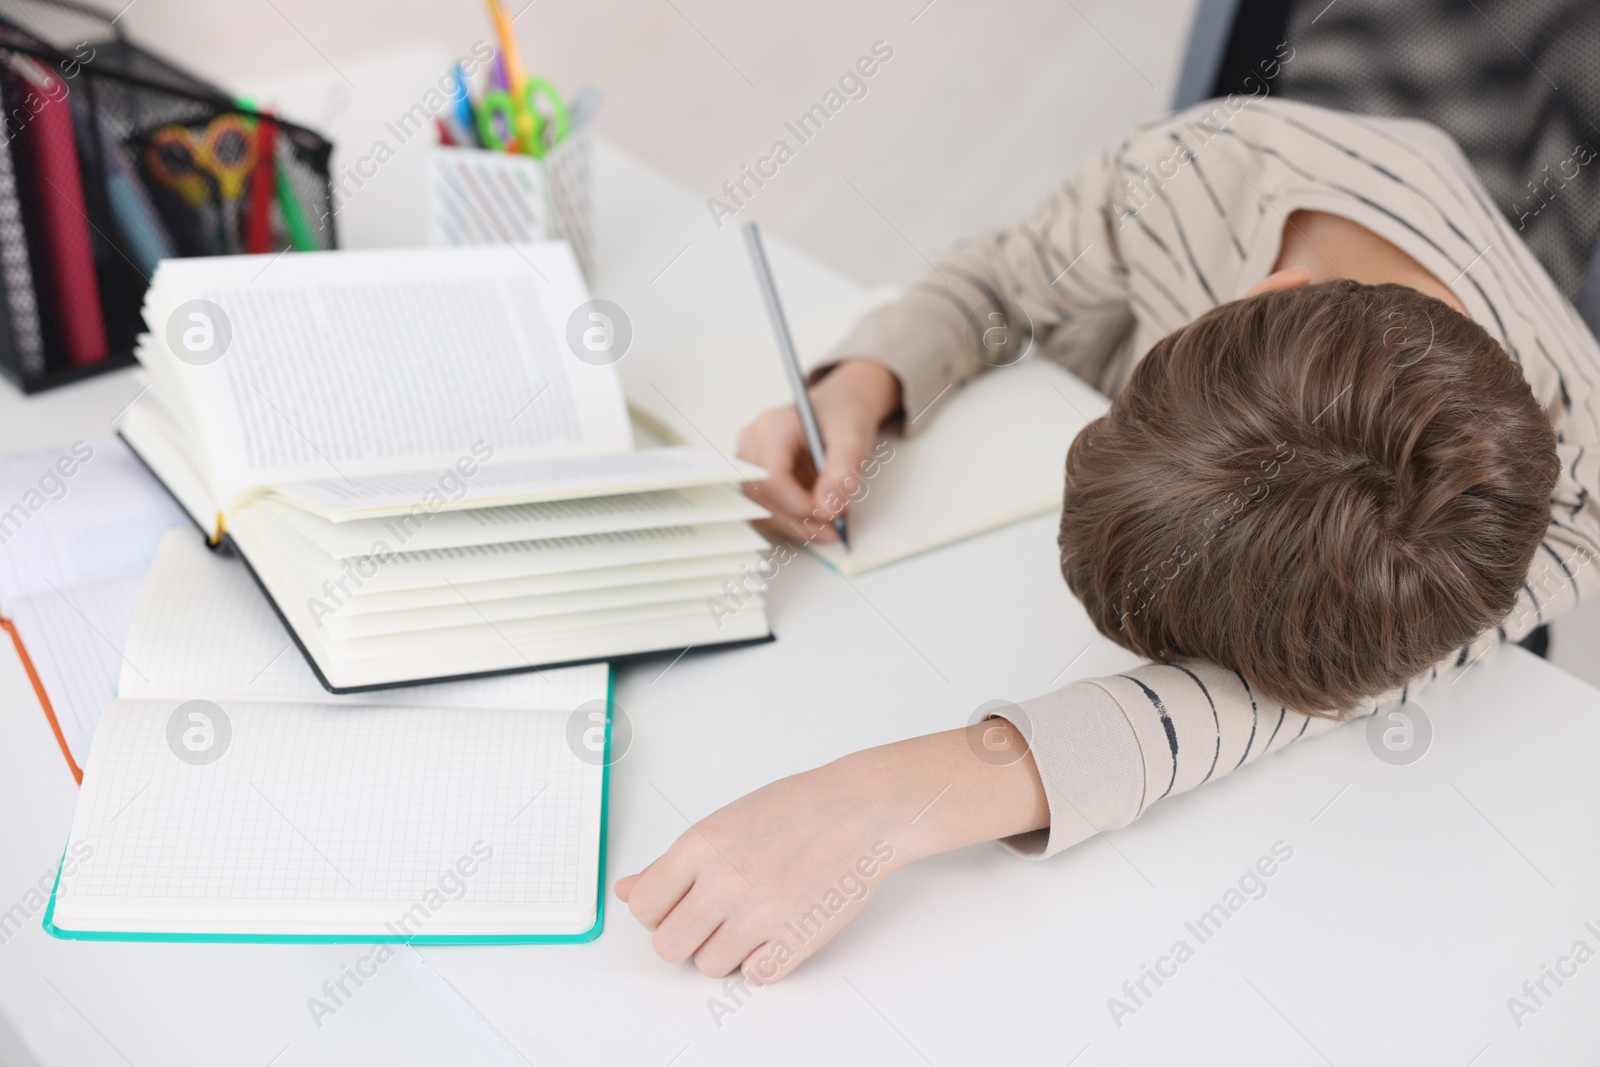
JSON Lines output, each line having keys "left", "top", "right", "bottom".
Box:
{"left": 1059, "top": 280, "right": 1559, "bottom": 716}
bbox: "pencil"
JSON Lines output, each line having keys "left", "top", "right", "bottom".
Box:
{"left": 741, "top": 221, "right": 850, "bottom": 549}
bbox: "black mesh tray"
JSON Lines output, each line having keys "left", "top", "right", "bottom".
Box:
{"left": 0, "top": 0, "right": 336, "bottom": 393}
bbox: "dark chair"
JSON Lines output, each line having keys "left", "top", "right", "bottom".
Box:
{"left": 1175, "top": 0, "right": 1600, "bottom": 326}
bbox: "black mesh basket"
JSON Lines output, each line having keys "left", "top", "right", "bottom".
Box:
{"left": 0, "top": 0, "right": 336, "bottom": 393}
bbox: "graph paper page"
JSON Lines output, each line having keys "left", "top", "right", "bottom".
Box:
{"left": 52, "top": 696, "right": 606, "bottom": 936}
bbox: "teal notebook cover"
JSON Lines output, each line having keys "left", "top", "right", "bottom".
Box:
{"left": 41, "top": 670, "right": 613, "bottom": 946}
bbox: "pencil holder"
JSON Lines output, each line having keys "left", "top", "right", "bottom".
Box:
{"left": 424, "top": 123, "right": 595, "bottom": 281}
{"left": 545, "top": 125, "right": 595, "bottom": 279}
{"left": 0, "top": 0, "right": 337, "bottom": 395}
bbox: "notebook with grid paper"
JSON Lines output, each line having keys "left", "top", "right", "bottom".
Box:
{"left": 44, "top": 531, "right": 613, "bottom": 943}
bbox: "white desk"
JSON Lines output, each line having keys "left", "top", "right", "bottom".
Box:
{"left": 2, "top": 141, "right": 1599, "bottom": 1066}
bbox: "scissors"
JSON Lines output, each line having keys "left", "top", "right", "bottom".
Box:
{"left": 146, "top": 114, "right": 259, "bottom": 252}
{"left": 476, "top": 76, "right": 570, "bottom": 158}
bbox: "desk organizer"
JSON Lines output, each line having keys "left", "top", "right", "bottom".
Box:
{"left": 0, "top": 0, "right": 336, "bottom": 394}
{"left": 425, "top": 126, "right": 594, "bottom": 281}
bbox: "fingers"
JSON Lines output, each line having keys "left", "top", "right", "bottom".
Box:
{"left": 651, "top": 887, "right": 725, "bottom": 965}
{"left": 739, "top": 940, "right": 790, "bottom": 986}
{"left": 623, "top": 855, "right": 696, "bottom": 932}
{"left": 626, "top": 857, "right": 758, "bottom": 972}
{"left": 810, "top": 419, "right": 873, "bottom": 522}
{"left": 736, "top": 396, "right": 881, "bottom": 544}
{"left": 738, "top": 894, "right": 867, "bottom": 986}
{"left": 692, "top": 919, "right": 764, "bottom": 978}
{"left": 737, "top": 408, "right": 839, "bottom": 543}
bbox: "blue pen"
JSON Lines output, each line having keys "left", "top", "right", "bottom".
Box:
{"left": 452, "top": 64, "right": 481, "bottom": 147}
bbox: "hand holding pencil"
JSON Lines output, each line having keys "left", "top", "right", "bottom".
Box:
{"left": 736, "top": 358, "right": 900, "bottom": 545}
{"left": 738, "top": 222, "right": 900, "bottom": 547}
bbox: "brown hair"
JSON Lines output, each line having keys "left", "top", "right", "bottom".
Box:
{"left": 1059, "top": 280, "right": 1558, "bottom": 716}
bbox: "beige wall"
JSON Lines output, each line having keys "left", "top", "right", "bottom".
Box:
{"left": 115, "top": 0, "right": 1196, "bottom": 286}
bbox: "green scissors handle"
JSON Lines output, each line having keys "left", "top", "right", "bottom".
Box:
{"left": 522, "top": 77, "right": 569, "bottom": 158}
{"left": 476, "top": 78, "right": 570, "bottom": 158}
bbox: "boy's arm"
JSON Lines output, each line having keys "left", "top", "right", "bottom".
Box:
{"left": 811, "top": 149, "right": 1135, "bottom": 430}
{"left": 611, "top": 666, "right": 1342, "bottom": 983}
{"left": 990, "top": 661, "right": 1340, "bottom": 858}
{"left": 613, "top": 720, "right": 1053, "bottom": 984}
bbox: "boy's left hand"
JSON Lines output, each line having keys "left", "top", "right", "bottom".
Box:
{"left": 615, "top": 723, "right": 1049, "bottom": 984}
{"left": 614, "top": 752, "right": 909, "bottom": 984}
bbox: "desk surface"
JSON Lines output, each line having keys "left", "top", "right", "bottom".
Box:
{"left": 2, "top": 141, "right": 1599, "bottom": 1067}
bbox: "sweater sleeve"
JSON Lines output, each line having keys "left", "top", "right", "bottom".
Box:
{"left": 806, "top": 148, "right": 1135, "bottom": 430}
{"left": 989, "top": 660, "right": 1340, "bottom": 859}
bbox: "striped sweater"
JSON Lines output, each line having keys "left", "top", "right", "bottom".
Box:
{"left": 823, "top": 97, "right": 1600, "bottom": 858}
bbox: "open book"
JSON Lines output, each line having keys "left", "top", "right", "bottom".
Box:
{"left": 46, "top": 531, "right": 611, "bottom": 942}
{"left": 623, "top": 291, "right": 1112, "bottom": 574}
{"left": 119, "top": 244, "right": 773, "bottom": 690}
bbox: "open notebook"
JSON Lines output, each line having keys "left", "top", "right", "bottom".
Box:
{"left": 119, "top": 243, "right": 773, "bottom": 690}
{"left": 45, "top": 530, "right": 610, "bottom": 943}
{"left": 0, "top": 437, "right": 187, "bottom": 778}
{"left": 623, "top": 291, "right": 1112, "bottom": 574}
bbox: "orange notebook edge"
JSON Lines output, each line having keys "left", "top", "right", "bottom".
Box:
{"left": 0, "top": 615, "right": 83, "bottom": 784}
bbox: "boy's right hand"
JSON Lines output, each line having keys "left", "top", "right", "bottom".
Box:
{"left": 735, "top": 359, "right": 902, "bottom": 544}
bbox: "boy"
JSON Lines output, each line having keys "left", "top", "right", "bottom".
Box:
{"left": 615, "top": 97, "right": 1600, "bottom": 983}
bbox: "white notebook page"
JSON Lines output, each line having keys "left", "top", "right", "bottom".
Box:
{"left": 809, "top": 360, "right": 1111, "bottom": 574}
{"left": 0, "top": 437, "right": 186, "bottom": 599}
{"left": 53, "top": 697, "right": 604, "bottom": 935}
{"left": 0, "top": 437, "right": 187, "bottom": 765}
